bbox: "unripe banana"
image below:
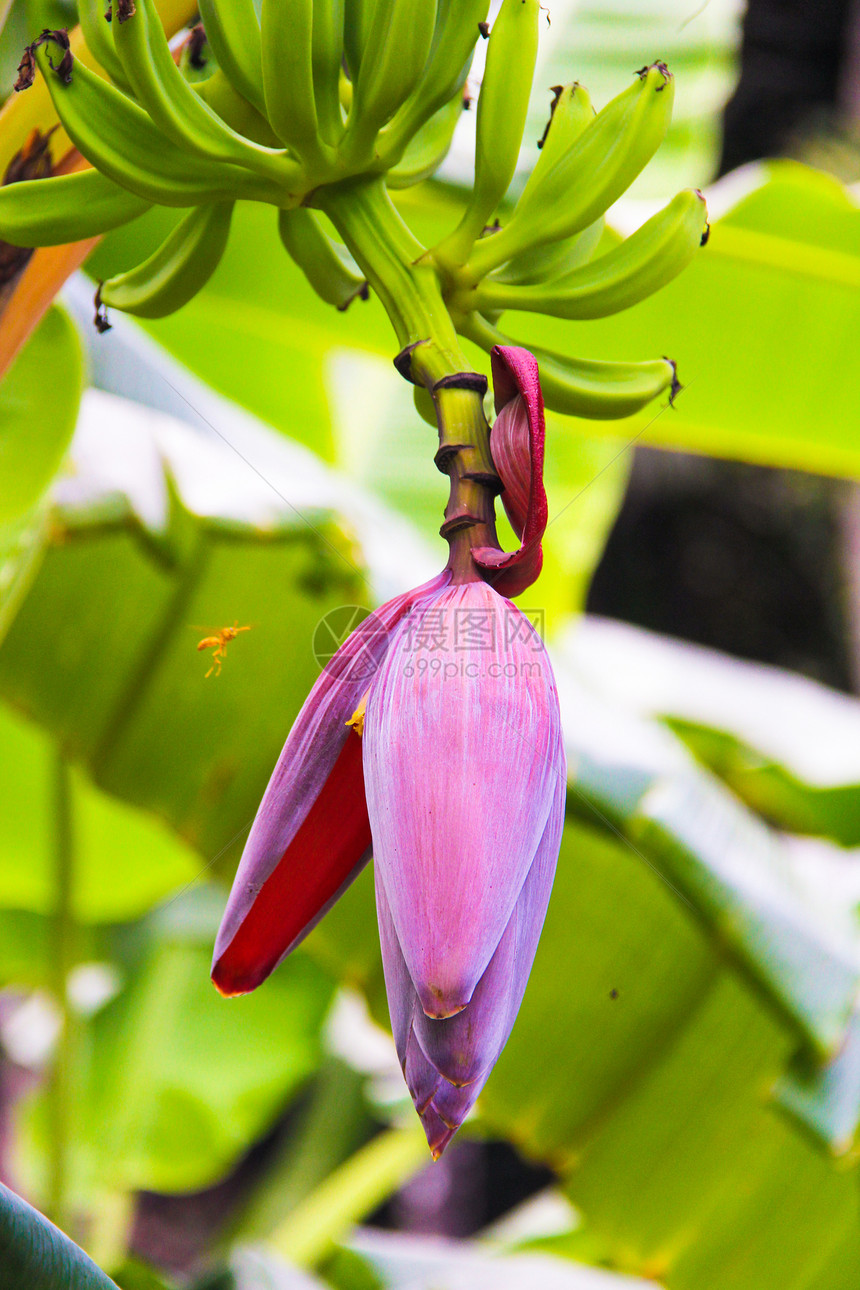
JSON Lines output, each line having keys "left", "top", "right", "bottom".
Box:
{"left": 77, "top": 0, "right": 131, "bottom": 91}
{"left": 468, "top": 62, "right": 675, "bottom": 277}
{"left": 278, "top": 208, "right": 368, "bottom": 310}
{"left": 347, "top": 0, "right": 439, "bottom": 156}
{"left": 313, "top": 0, "right": 346, "bottom": 145}
{"left": 33, "top": 39, "right": 284, "bottom": 207}
{"left": 194, "top": 71, "right": 281, "bottom": 149}
{"left": 414, "top": 383, "right": 438, "bottom": 427}
{"left": 379, "top": 0, "right": 490, "bottom": 160}
{"left": 531, "top": 82, "right": 594, "bottom": 179}
{"left": 0, "top": 167, "right": 150, "bottom": 246}
{"left": 387, "top": 92, "right": 461, "bottom": 189}
{"left": 474, "top": 188, "right": 707, "bottom": 319}
{"left": 343, "top": 0, "right": 374, "bottom": 80}
{"left": 261, "top": 0, "right": 322, "bottom": 161}
{"left": 458, "top": 313, "right": 678, "bottom": 419}
{"left": 435, "top": 0, "right": 540, "bottom": 267}
{"left": 198, "top": 0, "right": 266, "bottom": 116}
{"left": 533, "top": 344, "right": 678, "bottom": 419}
{"left": 492, "top": 218, "right": 605, "bottom": 286}
{"left": 112, "top": 0, "right": 293, "bottom": 183}
{"left": 98, "top": 202, "right": 233, "bottom": 317}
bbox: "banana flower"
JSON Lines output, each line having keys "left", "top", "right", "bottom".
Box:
{"left": 212, "top": 348, "right": 566, "bottom": 1156}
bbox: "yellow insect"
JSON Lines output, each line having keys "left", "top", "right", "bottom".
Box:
{"left": 196, "top": 622, "right": 251, "bottom": 678}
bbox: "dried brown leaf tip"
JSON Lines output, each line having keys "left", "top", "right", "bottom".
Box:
{"left": 93, "top": 285, "right": 112, "bottom": 334}
{"left": 40, "top": 29, "right": 74, "bottom": 84}
{"left": 16, "top": 29, "right": 73, "bottom": 90}
{"left": 14, "top": 45, "right": 36, "bottom": 92}
{"left": 537, "top": 85, "right": 564, "bottom": 149}
{"left": 187, "top": 24, "right": 208, "bottom": 68}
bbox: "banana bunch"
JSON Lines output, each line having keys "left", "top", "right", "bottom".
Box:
{"left": 436, "top": 56, "right": 708, "bottom": 419}
{"left": 2, "top": 0, "right": 488, "bottom": 318}
{"left": 0, "top": 0, "right": 706, "bottom": 424}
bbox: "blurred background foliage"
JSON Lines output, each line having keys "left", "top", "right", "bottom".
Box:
{"left": 4, "top": 1, "right": 860, "bottom": 1289}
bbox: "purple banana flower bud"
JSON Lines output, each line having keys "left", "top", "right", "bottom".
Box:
{"left": 212, "top": 346, "right": 565, "bottom": 1156}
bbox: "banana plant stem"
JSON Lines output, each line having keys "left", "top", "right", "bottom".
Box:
{"left": 48, "top": 749, "right": 75, "bottom": 1234}
{"left": 268, "top": 1122, "right": 429, "bottom": 1268}
{"left": 317, "top": 179, "right": 501, "bottom": 580}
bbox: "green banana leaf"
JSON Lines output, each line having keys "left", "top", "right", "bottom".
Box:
{"left": 568, "top": 615, "right": 860, "bottom": 846}
{"left": 0, "top": 383, "right": 367, "bottom": 877}
{"left": 0, "top": 304, "right": 82, "bottom": 527}
{"left": 0, "top": 1180, "right": 119, "bottom": 1289}
{"left": 0, "top": 304, "right": 83, "bottom": 639}
{"left": 18, "top": 887, "right": 334, "bottom": 1199}
{"left": 312, "top": 815, "right": 860, "bottom": 1290}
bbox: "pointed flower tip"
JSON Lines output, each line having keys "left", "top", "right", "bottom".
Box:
{"left": 420, "top": 1103, "right": 457, "bottom": 1160}
{"left": 419, "top": 991, "right": 470, "bottom": 1021}
{"left": 211, "top": 954, "right": 263, "bottom": 998}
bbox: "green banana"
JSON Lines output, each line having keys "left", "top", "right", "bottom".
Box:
{"left": 474, "top": 188, "right": 707, "bottom": 319}
{"left": 343, "top": 0, "right": 374, "bottom": 80}
{"left": 387, "top": 92, "right": 462, "bottom": 189}
{"left": 435, "top": 0, "right": 540, "bottom": 267}
{"left": 468, "top": 62, "right": 675, "bottom": 277}
{"left": 34, "top": 38, "right": 285, "bottom": 207}
{"left": 459, "top": 314, "right": 678, "bottom": 419}
{"left": 414, "top": 383, "right": 438, "bottom": 428}
{"left": 533, "top": 344, "right": 679, "bottom": 419}
{"left": 261, "top": 0, "right": 322, "bottom": 162}
{"left": 98, "top": 201, "right": 233, "bottom": 317}
{"left": 277, "top": 207, "right": 368, "bottom": 310}
{"left": 492, "top": 218, "right": 606, "bottom": 286}
{"left": 313, "top": 0, "right": 346, "bottom": 145}
{"left": 346, "top": 0, "right": 438, "bottom": 157}
{"left": 529, "top": 82, "right": 595, "bottom": 185}
{"left": 111, "top": 0, "right": 293, "bottom": 182}
{"left": 77, "top": 0, "right": 132, "bottom": 91}
{"left": 379, "top": 0, "right": 489, "bottom": 160}
{"left": 0, "top": 166, "right": 150, "bottom": 246}
{"left": 197, "top": 0, "right": 266, "bottom": 116}
{"left": 194, "top": 71, "right": 281, "bottom": 149}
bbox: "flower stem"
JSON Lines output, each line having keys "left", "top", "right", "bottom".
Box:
{"left": 268, "top": 1122, "right": 429, "bottom": 1268}
{"left": 48, "top": 749, "right": 75, "bottom": 1234}
{"left": 317, "top": 179, "right": 501, "bottom": 580}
